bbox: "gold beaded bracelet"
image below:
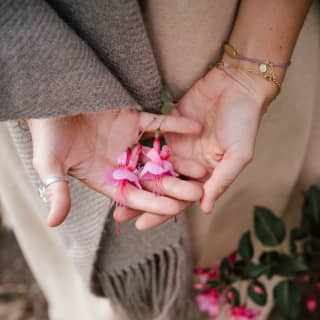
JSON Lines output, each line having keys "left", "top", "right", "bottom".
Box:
{"left": 219, "top": 43, "right": 292, "bottom": 93}
{"left": 215, "top": 60, "right": 281, "bottom": 92}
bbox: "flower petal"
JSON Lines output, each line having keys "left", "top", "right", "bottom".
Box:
{"left": 160, "top": 145, "right": 172, "bottom": 160}
{"left": 146, "top": 148, "right": 162, "bottom": 165}
{"left": 113, "top": 168, "right": 138, "bottom": 182}
{"left": 104, "top": 170, "right": 119, "bottom": 186}
{"left": 162, "top": 160, "right": 178, "bottom": 176}
{"left": 129, "top": 144, "right": 142, "bottom": 169}
{"left": 117, "top": 150, "right": 129, "bottom": 166}
{"left": 140, "top": 161, "right": 167, "bottom": 178}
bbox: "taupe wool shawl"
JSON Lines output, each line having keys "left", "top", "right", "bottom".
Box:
{"left": 1, "top": 1, "right": 196, "bottom": 319}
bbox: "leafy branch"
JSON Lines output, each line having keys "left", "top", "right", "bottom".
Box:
{"left": 194, "top": 185, "right": 320, "bottom": 319}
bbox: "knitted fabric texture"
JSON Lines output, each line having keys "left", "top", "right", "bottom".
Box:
{"left": 2, "top": 0, "right": 193, "bottom": 318}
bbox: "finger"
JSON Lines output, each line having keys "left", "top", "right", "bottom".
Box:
{"left": 201, "top": 145, "right": 253, "bottom": 213}
{"left": 170, "top": 156, "right": 207, "bottom": 179}
{"left": 139, "top": 112, "right": 202, "bottom": 135}
{"left": 114, "top": 206, "right": 174, "bottom": 231}
{"left": 136, "top": 213, "right": 175, "bottom": 231}
{"left": 33, "top": 159, "right": 71, "bottom": 227}
{"left": 102, "top": 182, "right": 188, "bottom": 216}
{"left": 114, "top": 207, "right": 140, "bottom": 223}
{"left": 141, "top": 176, "right": 203, "bottom": 202}
{"left": 83, "top": 162, "right": 190, "bottom": 216}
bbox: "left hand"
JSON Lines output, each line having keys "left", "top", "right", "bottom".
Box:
{"left": 28, "top": 108, "right": 204, "bottom": 227}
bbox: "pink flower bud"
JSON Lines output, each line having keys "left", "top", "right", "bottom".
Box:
{"left": 194, "top": 268, "right": 210, "bottom": 276}
{"left": 228, "top": 251, "right": 237, "bottom": 265}
{"left": 229, "top": 306, "right": 261, "bottom": 320}
{"left": 193, "top": 283, "right": 205, "bottom": 290}
{"left": 306, "top": 295, "right": 317, "bottom": 313}
{"left": 208, "top": 270, "right": 217, "bottom": 281}
{"left": 227, "top": 290, "right": 234, "bottom": 300}
{"left": 252, "top": 285, "right": 264, "bottom": 295}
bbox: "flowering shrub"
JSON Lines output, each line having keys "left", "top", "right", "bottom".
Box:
{"left": 194, "top": 186, "right": 320, "bottom": 320}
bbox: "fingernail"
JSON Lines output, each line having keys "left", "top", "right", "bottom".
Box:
{"left": 135, "top": 218, "right": 146, "bottom": 231}
{"left": 202, "top": 200, "right": 215, "bottom": 214}
{"left": 114, "top": 210, "right": 126, "bottom": 222}
{"left": 47, "top": 211, "right": 57, "bottom": 227}
{"left": 113, "top": 210, "right": 119, "bottom": 220}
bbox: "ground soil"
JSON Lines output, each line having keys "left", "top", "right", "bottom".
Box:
{"left": 0, "top": 227, "right": 49, "bottom": 320}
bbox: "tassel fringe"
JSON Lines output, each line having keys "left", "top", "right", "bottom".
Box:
{"left": 97, "top": 241, "right": 204, "bottom": 320}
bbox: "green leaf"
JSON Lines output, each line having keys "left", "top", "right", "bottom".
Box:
{"left": 238, "top": 231, "right": 254, "bottom": 261}
{"left": 305, "top": 252, "right": 320, "bottom": 269}
{"left": 160, "top": 86, "right": 176, "bottom": 114}
{"left": 243, "top": 263, "right": 269, "bottom": 279}
{"left": 218, "top": 257, "right": 231, "bottom": 281}
{"left": 310, "top": 236, "right": 320, "bottom": 252}
{"left": 259, "top": 251, "right": 280, "bottom": 265}
{"left": 290, "top": 227, "right": 307, "bottom": 255}
{"left": 291, "top": 227, "right": 307, "bottom": 240}
{"left": 273, "top": 255, "right": 308, "bottom": 276}
{"left": 207, "top": 280, "right": 219, "bottom": 288}
{"left": 161, "top": 101, "right": 175, "bottom": 115}
{"left": 160, "top": 86, "right": 173, "bottom": 104}
{"left": 260, "top": 251, "right": 308, "bottom": 277}
{"left": 254, "top": 206, "right": 286, "bottom": 246}
{"left": 226, "top": 287, "right": 240, "bottom": 306}
{"left": 273, "top": 280, "right": 301, "bottom": 320}
{"left": 247, "top": 281, "right": 267, "bottom": 306}
{"left": 302, "top": 185, "right": 320, "bottom": 226}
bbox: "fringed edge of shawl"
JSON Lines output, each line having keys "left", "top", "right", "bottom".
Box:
{"left": 96, "top": 239, "right": 203, "bottom": 320}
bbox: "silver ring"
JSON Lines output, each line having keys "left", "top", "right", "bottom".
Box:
{"left": 44, "top": 175, "right": 69, "bottom": 188}
{"left": 38, "top": 175, "right": 69, "bottom": 203}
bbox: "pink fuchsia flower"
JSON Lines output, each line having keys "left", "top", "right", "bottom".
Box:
{"left": 229, "top": 306, "right": 261, "bottom": 320}
{"left": 105, "top": 144, "right": 142, "bottom": 205}
{"left": 227, "top": 290, "right": 235, "bottom": 301}
{"left": 139, "top": 129, "right": 177, "bottom": 195}
{"left": 196, "top": 288, "right": 225, "bottom": 318}
{"left": 193, "top": 282, "right": 206, "bottom": 291}
{"left": 194, "top": 267, "right": 211, "bottom": 276}
{"left": 306, "top": 295, "right": 317, "bottom": 313}
{"left": 105, "top": 145, "right": 142, "bottom": 234}
{"left": 194, "top": 266, "right": 219, "bottom": 285}
{"left": 228, "top": 251, "right": 237, "bottom": 265}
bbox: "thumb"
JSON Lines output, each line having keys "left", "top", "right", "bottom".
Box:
{"left": 201, "top": 145, "right": 253, "bottom": 213}
{"left": 33, "top": 159, "right": 71, "bottom": 227}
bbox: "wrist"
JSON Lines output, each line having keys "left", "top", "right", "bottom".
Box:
{"left": 220, "top": 53, "right": 281, "bottom": 105}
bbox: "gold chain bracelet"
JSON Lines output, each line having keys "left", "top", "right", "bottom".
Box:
{"left": 215, "top": 60, "right": 281, "bottom": 92}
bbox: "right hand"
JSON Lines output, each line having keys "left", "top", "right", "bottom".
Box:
{"left": 28, "top": 108, "right": 205, "bottom": 227}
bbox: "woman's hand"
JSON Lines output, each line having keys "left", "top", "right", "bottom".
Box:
{"left": 168, "top": 67, "right": 277, "bottom": 211}
{"left": 28, "top": 108, "right": 205, "bottom": 227}
{"left": 117, "top": 66, "right": 276, "bottom": 229}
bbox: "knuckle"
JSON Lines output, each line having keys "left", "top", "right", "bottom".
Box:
{"left": 164, "top": 178, "right": 180, "bottom": 194}
{"left": 238, "top": 146, "right": 254, "bottom": 165}
{"left": 167, "top": 200, "right": 182, "bottom": 215}
{"left": 32, "top": 155, "right": 62, "bottom": 175}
